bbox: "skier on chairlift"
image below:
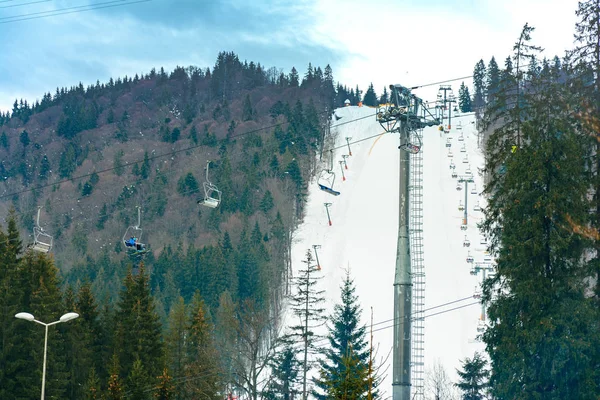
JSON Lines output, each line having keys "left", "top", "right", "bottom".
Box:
{"left": 126, "top": 237, "right": 137, "bottom": 247}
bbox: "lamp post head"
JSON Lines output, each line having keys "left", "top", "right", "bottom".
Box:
{"left": 15, "top": 312, "right": 35, "bottom": 321}
{"left": 59, "top": 313, "right": 79, "bottom": 323}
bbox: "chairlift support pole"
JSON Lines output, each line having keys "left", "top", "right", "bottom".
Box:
{"left": 458, "top": 176, "right": 473, "bottom": 227}
{"left": 342, "top": 154, "right": 349, "bottom": 170}
{"left": 377, "top": 84, "right": 439, "bottom": 400}
{"left": 345, "top": 137, "right": 353, "bottom": 156}
{"left": 135, "top": 206, "right": 141, "bottom": 230}
{"left": 324, "top": 203, "right": 332, "bottom": 226}
{"left": 339, "top": 161, "right": 346, "bottom": 181}
{"left": 312, "top": 245, "right": 322, "bottom": 270}
{"left": 36, "top": 206, "right": 42, "bottom": 228}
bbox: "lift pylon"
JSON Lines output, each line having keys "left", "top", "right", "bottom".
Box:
{"left": 312, "top": 245, "right": 322, "bottom": 270}
{"left": 377, "top": 84, "right": 439, "bottom": 400}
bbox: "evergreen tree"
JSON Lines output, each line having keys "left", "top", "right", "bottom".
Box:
{"left": 242, "top": 94, "right": 254, "bottom": 121}
{"left": 379, "top": 86, "right": 388, "bottom": 104}
{"left": 126, "top": 358, "right": 152, "bottom": 400}
{"left": 185, "top": 292, "right": 222, "bottom": 399}
{"left": 264, "top": 341, "right": 300, "bottom": 400}
{"left": 83, "top": 367, "right": 101, "bottom": 400}
{"left": 455, "top": 353, "right": 488, "bottom": 400}
{"left": 288, "top": 250, "right": 326, "bottom": 399}
{"left": 570, "top": 0, "right": 600, "bottom": 301}
{"left": 154, "top": 368, "right": 175, "bottom": 400}
{"left": 289, "top": 67, "right": 300, "bottom": 87}
{"left": 106, "top": 354, "right": 125, "bottom": 400}
{"left": 0, "top": 131, "right": 8, "bottom": 148}
{"left": 114, "top": 265, "right": 164, "bottom": 381}
{"left": 458, "top": 82, "right": 472, "bottom": 113}
{"left": 486, "top": 56, "right": 500, "bottom": 105}
{"left": 472, "top": 59, "right": 486, "bottom": 113}
{"left": 481, "top": 44, "right": 600, "bottom": 398}
{"left": 362, "top": 83, "right": 378, "bottom": 106}
{"left": 314, "top": 272, "right": 377, "bottom": 399}
{"left": 165, "top": 296, "right": 187, "bottom": 396}
{"left": 260, "top": 190, "right": 274, "bottom": 213}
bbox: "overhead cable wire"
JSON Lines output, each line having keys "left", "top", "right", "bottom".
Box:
{"left": 0, "top": 0, "right": 152, "bottom": 23}
{"left": 0, "top": 0, "right": 51, "bottom": 9}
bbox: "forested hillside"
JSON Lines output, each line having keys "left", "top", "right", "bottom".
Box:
{"left": 0, "top": 51, "right": 379, "bottom": 399}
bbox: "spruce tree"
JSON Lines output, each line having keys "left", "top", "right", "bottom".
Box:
{"left": 264, "top": 341, "right": 300, "bottom": 400}
{"left": 154, "top": 368, "right": 175, "bottom": 400}
{"left": 185, "top": 292, "right": 222, "bottom": 399}
{"left": 242, "top": 94, "right": 254, "bottom": 121}
{"left": 570, "top": 0, "right": 600, "bottom": 301}
{"left": 362, "top": 83, "right": 378, "bottom": 106}
{"left": 481, "top": 47, "right": 600, "bottom": 398}
{"left": 455, "top": 353, "right": 488, "bottom": 400}
{"left": 486, "top": 56, "right": 500, "bottom": 105}
{"left": 288, "top": 249, "right": 326, "bottom": 400}
{"left": 165, "top": 296, "right": 187, "bottom": 396}
{"left": 458, "top": 82, "right": 472, "bottom": 113}
{"left": 472, "top": 59, "right": 486, "bottom": 113}
{"left": 106, "top": 354, "right": 125, "bottom": 400}
{"left": 314, "top": 272, "right": 377, "bottom": 399}
{"left": 114, "top": 264, "right": 164, "bottom": 381}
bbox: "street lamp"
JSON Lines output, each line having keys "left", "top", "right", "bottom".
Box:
{"left": 15, "top": 312, "right": 79, "bottom": 400}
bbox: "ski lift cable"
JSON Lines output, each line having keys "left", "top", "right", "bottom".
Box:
{"left": 0, "top": 107, "right": 344, "bottom": 201}
{"left": 307, "top": 296, "right": 480, "bottom": 348}
{"left": 0, "top": 0, "right": 152, "bottom": 23}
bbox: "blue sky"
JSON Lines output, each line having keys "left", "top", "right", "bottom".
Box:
{"left": 0, "top": 0, "right": 581, "bottom": 112}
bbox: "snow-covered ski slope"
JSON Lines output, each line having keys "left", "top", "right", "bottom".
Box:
{"left": 288, "top": 105, "right": 487, "bottom": 396}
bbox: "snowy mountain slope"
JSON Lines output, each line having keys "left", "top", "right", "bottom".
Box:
{"left": 286, "top": 105, "right": 487, "bottom": 396}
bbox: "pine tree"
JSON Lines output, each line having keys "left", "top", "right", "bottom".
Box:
{"left": 379, "top": 86, "right": 388, "bottom": 104}
{"left": 486, "top": 56, "right": 500, "bottom": 105}
{"left": 165, "top": 296, "right": 187, "bottom": 396}
{"left": 458, "top": 82, "right": 472, "bottom": 113}
{"left": 83, "top": 367, "right": 101, "bottom": 400}
{"left": 114, "top": 265, "right": 164, "bottom": 381}
{"left": 185, "top": 292, "right": 222, "bottom": 399}
{"left": 289, "top": 67, "right": 300, "bottom": 87}
{"left": 472, "top": 59, "right": 486, "bottom": 113}
{"left": 127, "top": 358, "right": 152, "bottom": 400}
{"left": 362, "top": 83, "right": 378, "bottom": 106}
{"left": 242, "top": 94, "right": 254, "bottom": 121}
{"left": 264, "top": 341, "right": 300, "bottom": 400}
{"left": 455, "top": 353, "right": 488, "bottom": 400}
{"left": 288, "top": 250, "right": 326, "bottom": 399}
{"left": 570, "top": 0, "right": 600, "bottom": 302}
{"left": 481, "top": 47, "right": 600, "bottom": 398}
{"left": 314, "top": 272, "right": 377, "bottom": 399}
{"left": 106, "top": 354, "right": 125, "bottom": 400}
{"left": 154, "top": 368, "right": 175, "bottom": 400}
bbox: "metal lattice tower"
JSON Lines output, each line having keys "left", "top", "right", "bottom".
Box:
{"left": 409, "top": 128, "right": 425, "bottom": 399}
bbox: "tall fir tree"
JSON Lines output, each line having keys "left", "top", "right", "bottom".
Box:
{"left": 481, "top": 49, "right": 600, "bottom": 398}
{"left": 486, "top": 56, "right": 500, "bottom": 105}
{"left": 264, "top": 341, "right": 300, "bottom": 400}
{"left": 362, "top": 83, "right": 378, "bottom": 106}
{"left": 288, "top": 249, "right": 326, "bottom": 400}
{"left": 458, "top": 82, "right": 472, "bottom": 113}
{"left": 114, "top": 264, "right": 164, "bottom": 382}
{"left": 184, "top": 291, "right": 222, "bottom": 399}
{"left": 472, "top": 59, "right": 486, "bottom": 113}
{"left": 455, "top": 353, "right": 488, "bottom": 400}
{"left": 314, "top": 271, "right": 378, "bottom": 399}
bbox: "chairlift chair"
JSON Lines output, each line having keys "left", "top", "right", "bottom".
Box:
{"left": 460, "top": 145, "right": 466, "bottom": 153}
{"left": 476, "top": 320, "right": 486, "bottom": 333}
{"left": 317, "top": 151, "right": 340, "bottom": 196}
{"left": 474, "top": 201, "right": 481, "bottom": 211}
{"left": 458, "top": 202, "right": 464, "bottom": 211}
{"left": 30, "top": 207, "right": 53, "bottom": 253}
{"left": 448, "top": 150, "right": 454, "bottom": 158}
{"left": 458, "top": 134, "right": 464, "bottom": 142}
{"left": 456, "top": 183, "right": 462, "bottom": 191}
{"left": 466, "top": 252, "right": 474, "bottom": 263}
{"left": 451, "top": 171, "right": 458, "bottom": 179}
{"left": 449, "top": 161, "right": 456, "bottom": 170}
{"left": 460, "top": 224, "right": 468, "bottom": 231}
{"left": 463, "top": 235, "right": 470, "bottom": 247}
{"left": 462, "top": 156, "right": 469, "bottom": 164}
{"left": 122, "top": 207, "right": 148, "bottom": 254}
{"left": 471, "top": 184, "right": 477, "bottom": 195}
{"left": 445, "top": 140, "right": 451, "bottom": 148}
{"left": 197, "top": 160, "right": 222, "bottom": 208}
